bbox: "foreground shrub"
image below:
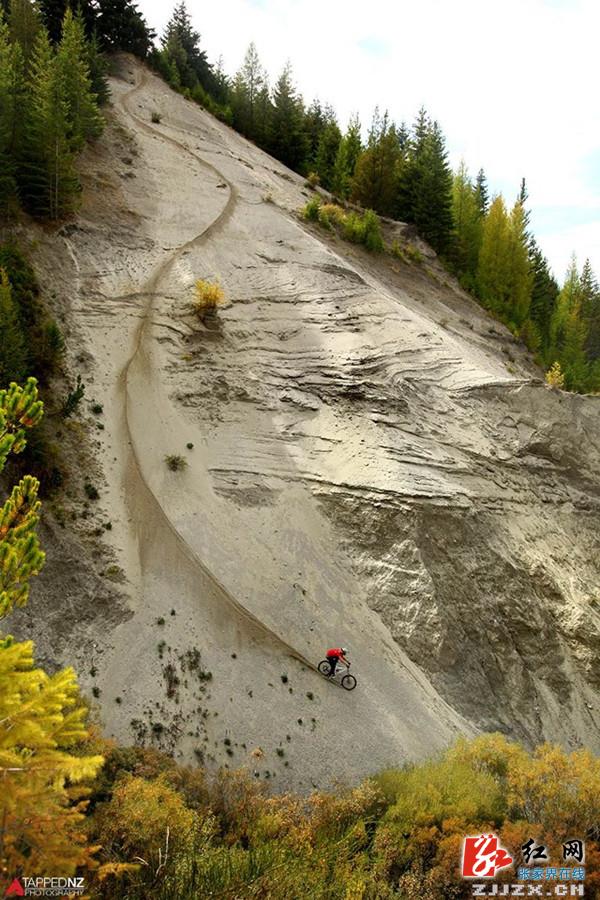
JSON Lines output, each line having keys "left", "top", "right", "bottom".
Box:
{"left": 85, "top": 734, "right": 600, "bottom": 898}
{"left": 94, "top": 775, "right": 199, "bottom": 868}
{"left": 194, "top": 279, "right": 224, "bottom": 319}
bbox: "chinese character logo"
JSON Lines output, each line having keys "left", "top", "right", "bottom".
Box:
{"left": 563, "top": 840, "right": 585, "bottom": 863}
{"left": 521, "top": 838, "right": 549, "bottom": 864}
{"left": 4, "top": 880, "right": 24, "bottom": 897}
{"left": 462, "top": 834, "right": 514, "bottom": 878}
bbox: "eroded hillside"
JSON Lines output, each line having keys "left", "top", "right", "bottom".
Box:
{"left": 6, "top": 55, "right": 600, "bottom": 789}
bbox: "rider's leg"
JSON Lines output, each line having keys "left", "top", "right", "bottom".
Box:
{"left": 327, "top": 655, "right": 338, "bottom": 676}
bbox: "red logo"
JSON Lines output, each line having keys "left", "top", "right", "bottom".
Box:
{"left": 462, "top": 834, "right": 514, "bottom": 878}
{"left": 4, "top": 880, "right": 24, "bottom": 897}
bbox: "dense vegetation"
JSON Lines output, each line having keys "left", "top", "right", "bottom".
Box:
{"left": 0, "top": 380, "right": 104, "bottom": 880}
{"left": 0, "top": 4, "right": 103, "bottom": 218}
{"left": 0, "top": 243, "right": 69, "bottom": 493}
{"left": 71, "top": 732, "right": 599, "bottom": 898}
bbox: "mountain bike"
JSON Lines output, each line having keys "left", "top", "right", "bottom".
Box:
{"left": 317, "top": 659, "right": 357, "bottom": 691}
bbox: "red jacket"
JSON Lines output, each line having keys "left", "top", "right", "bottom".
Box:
{"left": 327, "top": 648, "right": 346, "bottom": 660}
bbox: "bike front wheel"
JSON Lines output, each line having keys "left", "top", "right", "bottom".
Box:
{"left": 341, "top": 673, "right": 357, "bottom": 691}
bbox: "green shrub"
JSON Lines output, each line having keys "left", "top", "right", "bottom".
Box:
{"left": 318, "top": 203, "right": 346, "bottom": 231}
{"left": 362, "top": 209, "right": 384, "bottom": 252}
{"left": 151, "top": 111, "right": 162, "bottom": 123}
{"left": 343, "top": 212, "right": 365, "bottom": 244}
{"left": 302, "top": 196, "right": 321, "bottom": 221}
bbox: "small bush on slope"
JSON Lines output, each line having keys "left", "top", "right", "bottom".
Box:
{"left": 194, "top": 279, "right": 224, "bottom": 319}
{"left": 301, "top": 197, "right": 384, "bottom": 253}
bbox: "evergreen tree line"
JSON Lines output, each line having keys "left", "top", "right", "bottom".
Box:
{"left": 152, "top": 10, "right": 455, "bottom": 254}
{"left": 452, "top": 171, "right": 600, "bottom": 392}
{"left": 1, "top": 0, "right": 154, "bottom": 56}
{"left": 154, "top": 2, "right": 600, "bottom": 394}
{"left": 0, "top": 2, "right": 104, "bottom": 218}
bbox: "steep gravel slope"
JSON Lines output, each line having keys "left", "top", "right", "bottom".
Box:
{"left": 7, "top": 56, "right": 600, "bottom": 788}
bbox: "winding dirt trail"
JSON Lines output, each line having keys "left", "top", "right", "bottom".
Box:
{"left": 117, "top": 71, "right": 319, "bottom": 673}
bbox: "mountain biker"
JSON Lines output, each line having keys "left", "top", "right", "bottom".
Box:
{"left": 326, "top": 647, "right": 349, "bottom": 677}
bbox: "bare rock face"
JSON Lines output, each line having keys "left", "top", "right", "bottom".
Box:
{"left": 7, "top": 56, "right": 600, "bottom": 788}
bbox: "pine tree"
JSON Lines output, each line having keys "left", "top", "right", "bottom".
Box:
{"left": 0, "top": 379, "right": 44, "bottom": 615}
{"left": 304, "top": 100, "right": 336, "bottom": 169}
{"left": 528, "top": 240, "right": 559, "bottom": 358}
{"left": 0, "top": 638, "right": 104, "bottom": 875}
{"left": 395, "top": 109, "right": 454, "bottom": 254}
{"left": 86, "top": 29, "right": 109, "bottom": 105}
{"left": 0, "top": 270, "right": 28, "bottom": 387}
{"left": 474, "top": 168, "right": 489, "bottom": 216}
{"left": 314, "top": 120, "right": 341, "bottom": 190}
{"left": 231, "top": 43, "right": 266, "bottom": 141}
{"left": 212, "top": 54, "right": 229, "bottom": 104}
{"left": 161, "top": 1, "right": 212, "bottom": 91}
{"left": 269, "top": 62, "right": 308, "bottom": 171}
{"left": 395, "top": 106, "right": 428, "bottom": 221}
{"left": 96, "top": 0, "right": 155, "bottom": 57}
{"left": 477, "top": 195, "right": 510, "bottom": 312}
{"left": 580, "top": 258, "right": 600, "bottom": 364}
{"left": 331, "top": 114, "right": 361, "bottom": 199}
{"left": 0, "top": 378, "right": 103, "bottom": 875}
{"left": 550, "top": 256, "right": 589, "bottom": 391}
{"left": 410, "top": 120, "right": 454, "bottom": 255}
{"left": 21, "top": 28, "right": 81, "bottom": 219}
{"left": 57, "top": 8, "right": 103, "bottom": 151}
{"left": 0, "top": 14, "right": 22, "bottom": 213}
{"left": 452, "top": 161, "right": 482, "bottom": 285}
{"left": 351, "top": 108, "right": 401, "bottom": 217}
{"left": 38, "top": 0, "right": 96, "bottom": 43}
{"left": 8, "top": 0, "right": 41, "bottom": 62}
{"left": 506, "top": 198, "right": 533, "bottom": 327}
{"left": 253, "top": 78, "right": 272, "bottom": 149}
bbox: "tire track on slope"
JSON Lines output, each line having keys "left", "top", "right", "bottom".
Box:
{"left": 116, "top": 68, "right": 319, "bottom": 674}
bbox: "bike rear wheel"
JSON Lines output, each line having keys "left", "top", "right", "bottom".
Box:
{"left": 341, "top": 673, "right": 357, "bottom": 691}
{"left": 318, "top": 659, "right": 332, "bottom": 676}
